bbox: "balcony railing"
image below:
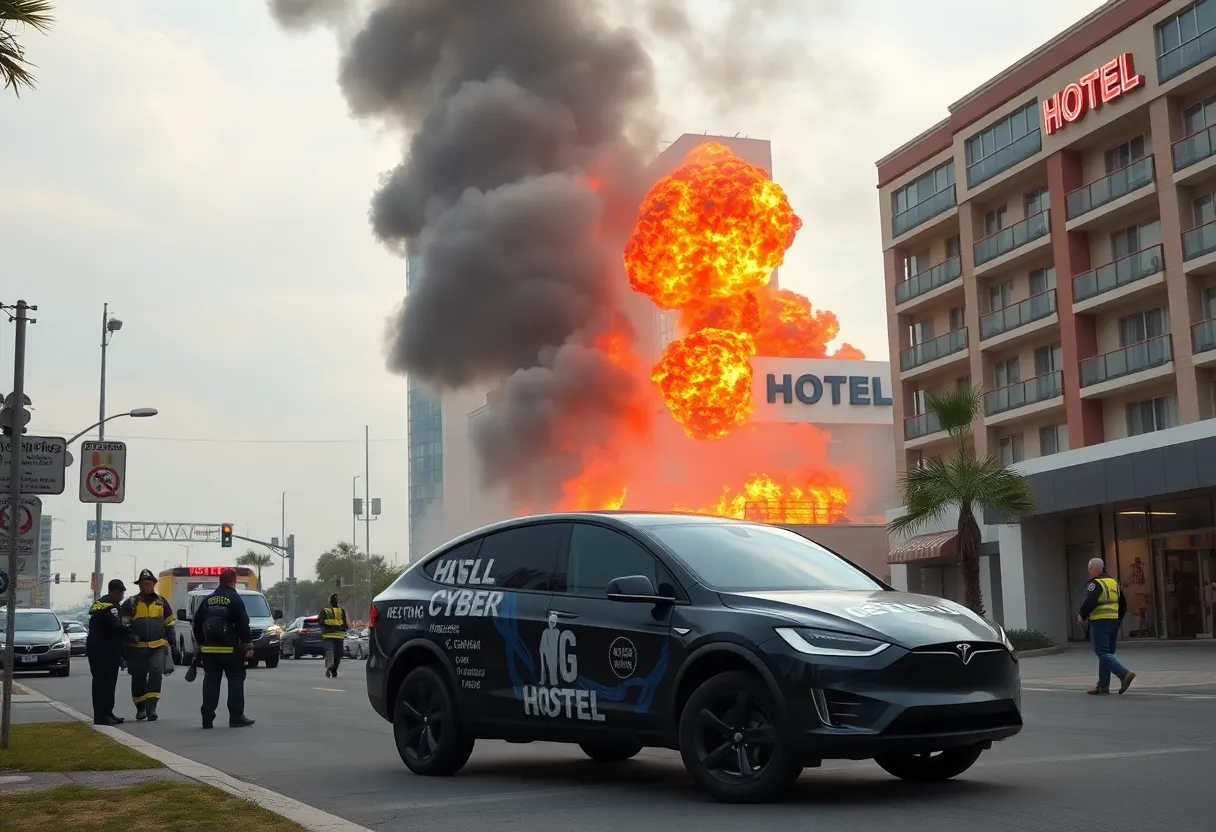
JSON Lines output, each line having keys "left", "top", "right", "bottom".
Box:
{"left": 892, "top": 187, "right": 956, "bottom": 238}
{"left": 1064, "top": 156, "right": 1154, "bottom": 219}
{"left": 974, "top": 209, "right": 1050, "bottom": 266}
{"left": 1183, "top": 219, "right": 1216, "bottom": 261}
{"left": 1173, "top": 125, "right": 1216, "bottom": 172}
{"left": 980, "top": 289, "right": 1056, "bottom": 340}
{"left": 1080, "top": 334, "right": 1172, "bottom": 387}
{"left": 899, "top": 328, "right": 968, "bottom": 372}
{"left": 1192, "top": 319, "right": 1216, "bottom": 354}
{"left": 984, "top": 371, "right": 1063, "bottom": 416}
{"left": 1159, "top": 25, "right": 1216, "bottom": 83}
{"left": 895, "top": 256, "right": 962, "bottom": 305}
{"left": 1072, "top": 244, "right": 1164, "bottom": 303}
{"left": 904, "top": 410, "right": 943, "bottom": 441}
{"left": 966, "top": 130, "right": 1042, "bottom": 189}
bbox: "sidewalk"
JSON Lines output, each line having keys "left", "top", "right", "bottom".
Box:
{"left": 1020, "top": 641, "right": 1216, "bottom": 691}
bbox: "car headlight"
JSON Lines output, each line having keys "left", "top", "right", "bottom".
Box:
{"left": 775, "top": 627, "right": 890, "bottom": 657}
{"left": 264, "top": 625, "right": 282, "bottom": 636}
{"left": 53, "top": 639, "right": 71, "bottom": 650}
{"left": 993, "top": 622, "right": 1015, "bottom": 653}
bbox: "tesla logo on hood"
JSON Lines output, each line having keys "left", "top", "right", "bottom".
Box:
{"left": 955, "top": 643, "right": 973, "bottom": 664}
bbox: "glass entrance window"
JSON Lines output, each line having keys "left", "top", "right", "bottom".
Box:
{"left": 1115, "top": 510, "right": 1158, "bottom": 638}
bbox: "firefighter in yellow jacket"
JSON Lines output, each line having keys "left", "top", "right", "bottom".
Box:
{"left": 119, "top": 569, "right": 179, "bottom": 721}
{"left": 320, "top": 594, "right": 348, "bottom": 679}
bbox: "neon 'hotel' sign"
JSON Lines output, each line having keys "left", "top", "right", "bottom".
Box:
{"left": 1042, "top": 53, "right": 1144, "bottom": 135}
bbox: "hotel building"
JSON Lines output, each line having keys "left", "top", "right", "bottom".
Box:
{"left": 878, "top": 0, "right": 1216, "bottom": 641}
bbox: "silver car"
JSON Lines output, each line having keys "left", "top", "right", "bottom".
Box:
{"left": 63, "top": 620, "right": 88, "bottom": 657}
{"left": 0, "top": 608, "right": 72, "bottom": 677}
{"left": 343, "top": 627, "right": 369, "bottom": 659}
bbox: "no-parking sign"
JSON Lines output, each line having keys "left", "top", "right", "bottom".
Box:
{"left": 79, "top": 440, "right": 127, "bottom": 504}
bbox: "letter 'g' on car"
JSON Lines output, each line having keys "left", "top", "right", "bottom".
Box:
{"left": 365, "top": 512, "right": 1022, "bottom": 803}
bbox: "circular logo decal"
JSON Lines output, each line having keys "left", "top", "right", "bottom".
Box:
{"left": 609, "top": 636, "right": 637, "bottom": 679}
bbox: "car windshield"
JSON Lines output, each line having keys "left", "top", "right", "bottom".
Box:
{"left": 646, "top": 523, "right": 884, "bottom": 592}
{"left": 14, "top": 611, "right": 62, "bottom": 632}
{"left": 241, "top": 594, "right": 272, "bottom": 618}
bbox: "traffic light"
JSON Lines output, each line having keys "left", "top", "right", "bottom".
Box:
{"left": 54, "top": 573, "right": 60, "bottom": 584}
{"left": 221, "top": 523, "right": 233, "bottom": 548}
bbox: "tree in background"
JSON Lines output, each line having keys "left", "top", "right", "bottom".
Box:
{"left": 2, "top": 1, "right": 53, "bottom": 96}
{"left": 236, "top": 549, "right": 275, "bottom": 588}
{"left": 314, "top": 541, "right": 401, "bottom": 624}
{"left": 263, "top": 579, "right": 329, "bottom": 621}
{"left": 888, "top": 387, "right": 1035, "bottom": 616}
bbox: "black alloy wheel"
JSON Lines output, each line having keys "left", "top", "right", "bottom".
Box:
{"left": 874, "top": 745, "right": 984, "bottom": 782}
{"left": 678, "top": 670, "right": 801, "bottom": 803}
{"left": 393, "top": 666, "right": 474, "bottom": 776}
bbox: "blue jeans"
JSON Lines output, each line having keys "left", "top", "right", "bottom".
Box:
{"left": 1089, "top": 619, "right": 1130, "bottom": 690}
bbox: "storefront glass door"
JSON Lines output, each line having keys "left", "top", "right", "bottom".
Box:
{"left": 1161, "top": 549, "right": 1205, "bottom": 638}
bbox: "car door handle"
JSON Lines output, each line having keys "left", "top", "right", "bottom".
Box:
{"left": 551, "top": 610, "right": 579, "bottom": 620}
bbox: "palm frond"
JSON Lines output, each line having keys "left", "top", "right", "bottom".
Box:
{"left": 924, "top": 385, "right": 982, "bottom": 434}
{"left": 0, "top": 0, "right": 53, "bottom": 96}
{"left": 889, "top": 449, "right": 1036, "bottom": 536}
{"left": 0, "top": 1, "right": 55, "bottom": 31}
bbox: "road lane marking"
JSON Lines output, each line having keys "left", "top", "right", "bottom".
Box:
{"left": 313, "top": 687, "right": 346, "bottom": 692}
{"left": 977, "top": 747, "right": 1212, "bottom": 767}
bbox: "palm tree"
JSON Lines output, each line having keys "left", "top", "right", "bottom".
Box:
{"left": 237, "top": 549, "right": 275, "bottom": 588}
{"left": 1, "top": 1, "right": 54, "bottom": 97}
{"left": 888, "top": 386, "right": 1035, "bottom": 616}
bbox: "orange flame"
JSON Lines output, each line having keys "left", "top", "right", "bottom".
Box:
{"left": 652, "top": 329, "right": 755, "bottom": 441}
{"left": 678, "top": 473, "right": 851, "bottom": 524}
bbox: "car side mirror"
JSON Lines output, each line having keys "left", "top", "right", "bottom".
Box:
{"left": 176, "top": 608, "right": 188, "bottom": 622}
{"left": 606, "top": 575, "right": 672, "bottom": 604}
{"left": 274, "top": 609, "right": 284, "bottom": 620}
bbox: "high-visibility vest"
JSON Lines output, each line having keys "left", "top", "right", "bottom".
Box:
{"left": 321, "top": 607, "right": 346, "bottom": 639}
{"left": 123, "top": 595, "right": 173, "bottom": 649}
{"left": 1088, "top": 576, "right": 1121, "bottom": 621}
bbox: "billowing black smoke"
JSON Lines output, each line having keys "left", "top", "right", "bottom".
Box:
{"left": 269, "top": 0, "right": 656, "bottom": 507}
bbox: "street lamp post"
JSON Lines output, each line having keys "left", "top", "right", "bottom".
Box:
{"left": 351, "top": 475, "right": 360, "bottom": 546}
{"left": 175, "top": 543, "right": 191, "bottom": 567}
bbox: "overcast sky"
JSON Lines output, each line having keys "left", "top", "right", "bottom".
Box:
{"left": 1, "top": 0, "right": 1102, "bottom": 607}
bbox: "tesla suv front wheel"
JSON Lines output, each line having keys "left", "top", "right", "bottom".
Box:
{"left": 678, "top": 670, "right": 802, "bottom": 803}
{"left": 393, "top": 666, "right": 475, "bottom": 776}
{"left": 875, "top": 746, "right": 984, "bottom": 782}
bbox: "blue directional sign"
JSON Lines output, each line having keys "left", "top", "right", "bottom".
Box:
{"left": 0, "top": 570, "right": 8, "bottom": 595}
{"left": 86, "top": 520, "right": 114, "bottom": 541}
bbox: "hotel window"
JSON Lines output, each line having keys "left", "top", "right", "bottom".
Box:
{"left": 1023, "top": 187, "right": 1050, "bottom": 216}
{"left": 1194, "top": 190, "right": 1216, "bottom": 226}
{"left": 911, "top": 386, "right": 928, "bottom": 415}
{"left": 956, "top": 375, "right": 971, "bottom": 391}
{"left": 1118, "top": 307, "right": 1169, "bottom": 346}
{"left": 998, "top": 434, "right": 1025, "bottom": 465}
{"left": 1029, "top": 266, "right": 1056, "bottom": 294}
{"left": 1104, "top": 136, "right": 1146, "bottom": 173}
{"left": 903, "top": 249, "right": 931, "bottom": 280}
{"left": 1157, "top": 1, "right": 1216, "bottom": 81}
{"left": 984, "top": 205, "right": 1008, "bottom": 235}
{"left": 1111, "top": 220, "right": 1161, "bottom": 259}
{"left": 989, "top": 281, "right": 1013, "bottom": 311}
{"left": 994, "top": 357, "right": 1020, "bottom": 388}
{"left": 1126, "top": 395, "right": 1178, "bottom": 436}
{"left": 948, "top": 306, "right": 966, "bottom": 331}
{"left": 1034, "top": 343, "right": 1062, "bottom": 375}
{"left": 891, "top": 161, "right": 955, "bottom": 234}
{"left": 945, "top": 235, "right": 961, "bottom": 260}
{"left": 910, "top": 319, "right": 934, "bottom": 345}
{"left": 1206, "top": 285, "right": 1216, "bottom": 318}
{"left": 965, "top": 100, "right": 1040, "bottom": 188}
{"left": 1039, "top": 424, "right": 1068, "bottom": 456}
{"left": 1183, "top": 95, "right": 1216, "bottom": 135}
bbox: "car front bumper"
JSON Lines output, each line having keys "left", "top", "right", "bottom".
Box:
{"left": 69, "top": 641, "right": 87, "bottom": 657}
{"left": 250, "top": 635, "right": 280, "bottom": 660}
{"left": 3, "top": 647, "right": 71, "bottom": 671}
{"left": 763, "top": 637, "right": 1023, "bottom": 761}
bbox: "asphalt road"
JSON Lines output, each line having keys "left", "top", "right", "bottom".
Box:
{"left": 18, "top": 645, "right": 1216, "bottom": 832}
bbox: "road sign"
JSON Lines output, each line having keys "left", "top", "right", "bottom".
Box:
{"left": 87, "top": 521, "right": 221, "bottom": 542}
{"left": 0, "top": 435, "right": 67, "bottom": 495}
{"left": 0, "top": 496, "right": 42, "bottom": 560}
{"left": 79, "top": 440, "right": 127, "bottom": 504}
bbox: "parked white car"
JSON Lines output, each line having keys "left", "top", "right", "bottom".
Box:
{"left": 343, "top": 628, "right": 369, "bottom": 660}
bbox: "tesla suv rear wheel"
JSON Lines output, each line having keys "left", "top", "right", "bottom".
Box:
{"left": 393, "top": 666, "right": 474, "bottom": 776}
{"left": 875, "top": 746, "right": 984, "bottom": 782}
{"left": 678, "top": 670, "right": 802, "bottom": 803}
{"left": 578, "top": 741, "right": 643, "bottom": 762}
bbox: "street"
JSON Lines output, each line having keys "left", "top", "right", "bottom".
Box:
{"left": 16, "top": 644, "right": 1216, "bottom": 831}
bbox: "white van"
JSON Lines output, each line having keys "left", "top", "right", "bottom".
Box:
{"left": 175, "top": 588, "right": 283, "bottom": 669}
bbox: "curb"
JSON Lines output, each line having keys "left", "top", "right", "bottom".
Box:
{"left": 1017, "top": 646, "right": 1065, "bottom": 658}
{"left": 43, "top": 698, "right": 372, "bottom": 832}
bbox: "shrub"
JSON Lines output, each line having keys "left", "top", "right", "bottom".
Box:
{"left": 1007, "top": 628, "right": 1055, "bottom": 651}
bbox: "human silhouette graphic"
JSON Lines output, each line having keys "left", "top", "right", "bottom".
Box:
{"left": 538, "top": 612, "right": 561, "bottom": 686}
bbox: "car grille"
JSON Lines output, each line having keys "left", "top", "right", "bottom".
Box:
{"left": 890, "top": 642, "right": 1013, "bottom": 690}
{"left": 14, "top": 645, "right": 49, "bottom": 655}
{"left": 249, "top": 629, "right": 262, "bottom": 641}
{"left": 885, "top": 701, "right": 1023, "bottom": 736}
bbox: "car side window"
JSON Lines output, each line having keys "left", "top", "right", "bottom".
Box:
{"left": 562, "top": 523, "right": 672, "bottom": 598}
{"left": 452, "top": 524, "right": 565, "bottom": 591}
{"left": 422, "top": 540, "right": 478, "bottom": 579}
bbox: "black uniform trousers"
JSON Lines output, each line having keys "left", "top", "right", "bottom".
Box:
{"left": 324, "top": 638, "right": 343, "bottom": 672}
{"left": 88, "top": 653, "right": 120, "bottom": 722}
{"left": 128, "top": 648, "right": 163, "bottom": 706}
{"left": 201, "top": 652, "right": 246, "bottom": 721}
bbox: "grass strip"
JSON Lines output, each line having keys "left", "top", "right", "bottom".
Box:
{"left": 0, "top": 722, "right": 162, "bottom": 772}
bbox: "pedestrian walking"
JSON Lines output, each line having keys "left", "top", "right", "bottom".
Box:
{"left": 86, "top": 579, "right": 136, "bottom": 726}
{"left": 1078, "top": 557, "right": 1137, "bottom": 695}
{"left": 320, "top": 594, "right": 348, "bottom": 679}
{"left": 119, "top": 568, "right": 178, "bottom": 722}
{"left": 193, "top": 568, "right": 255, "bottom": 729}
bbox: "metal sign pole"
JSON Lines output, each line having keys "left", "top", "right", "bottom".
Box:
{"left": 2, "top": 300, "right": 31, "bottom": 749}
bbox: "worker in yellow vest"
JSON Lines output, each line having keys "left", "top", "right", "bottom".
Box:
{"left": 1077, "top": 557, "right": 1136, "bottom": 695}
{"left": 320, "top": 594, "right": 349, "bottom": 679}
{"left": 120, "top": 569, "right": 179, "bottom": 721}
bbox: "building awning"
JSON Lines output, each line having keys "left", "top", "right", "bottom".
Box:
{"left": 887, "top": 530, "right": 959, "bottom": 565}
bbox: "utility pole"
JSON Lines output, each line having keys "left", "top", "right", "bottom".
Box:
{"left": 364, "top": 425, "right": 371, "bottom": 601}
{"left": 280, "top": 492, "right": 286, "bottom": 587}
{"left": 2, "top": 299, "right": 34, "bottom": 749}
{"left": 93, "top": 305, "right": 122, "bottom": 600}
